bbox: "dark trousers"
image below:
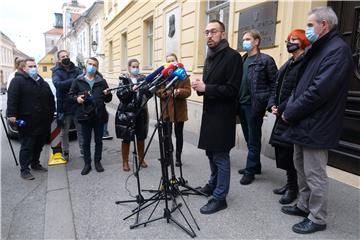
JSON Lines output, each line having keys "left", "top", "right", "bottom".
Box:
{"left": 239, "top": 104, "right": 263, "bottom": 175}
{"left": 206, "top": 151, "right": 231, "bottom": 200}
{"left": 275, "top": 145, "right": 298, "bottom": 190}
{"left": 81, "top": 120, "right": 104, "bottom": 165}
{"left": 19, "top": 134, "right": 47, "bottom": 173}
{"left": 164, "top": 121, "right": 184, "bottom": 154}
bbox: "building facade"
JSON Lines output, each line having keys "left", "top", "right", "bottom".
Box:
{"left": 37, "top": 47, "right": 57, "bottom": 79}
{"left": 0, "top": 31, "right": 16, "bottom": 87}
{"left": 102, "top": 0, "right": 359, "bottom": 175}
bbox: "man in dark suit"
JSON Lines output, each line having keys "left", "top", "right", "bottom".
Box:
{"left": 7, "top": 58, "right": 55, "bottom": 180}
{"left": 281, "top": 7, "right": 353, "bottom": 234}
{"left": 192, "top": 19, "right": 242, "bottom": 214}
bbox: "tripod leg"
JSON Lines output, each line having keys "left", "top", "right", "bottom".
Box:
{"left": 0, "top": 111, "right": 18, "bottom": 166}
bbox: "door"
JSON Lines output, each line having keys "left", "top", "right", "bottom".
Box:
{"left": 328, "top": 1, "right": 360, "bottom": 175}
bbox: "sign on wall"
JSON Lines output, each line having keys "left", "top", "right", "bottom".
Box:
{"left": 237, "top": 1, "right": 278, "bottom": 50}
{"left": 165, "top": 7, "right": 180, "bottom": 56}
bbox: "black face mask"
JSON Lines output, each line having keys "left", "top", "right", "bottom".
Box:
{"left": 286, "top": 42, "right": 300, "bottom": 53}
{"left": 61, "top": 58, "right": 71, "bottom": 66}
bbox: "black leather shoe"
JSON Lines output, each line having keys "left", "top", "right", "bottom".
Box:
{"left": 238, "top": 168, "right": 261, "bottom": 175}
{"left": 81, "top": 164, "right": 92, "bottom": 175}
{"left": 31, "top": 164, "right": 48, "bottom": 172}
{"left": 95, "top": 161, "right": 104, "bottom": 172}
{"left": 281, "top": 205, "right": 308, "bottom": 217}
{"left": 292, "top": 218, "right": 326, "bottom": 234}
{"left": 240, "top": 174, "right": 255, "bottom": 185}
{"left": 273, "top": 184, "right": 288, "bottom": 195}
{"left": 200, "top": 198, "right": 227, "bottom": 214}
{"left": 279, "top": 189, "right": 298, "bottom": 204}
{"left": 21, "top": 171, "right": 35, "bottom": 180}
{"left": 199, "top": 184, "right": 214, "bottom": 196}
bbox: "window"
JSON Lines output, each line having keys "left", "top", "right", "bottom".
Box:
{"left": 43, "top": 66, "right": 48, "bottom": 72}
{"left": 144, "top": 18, "right": 153, "bottom": 68}
{"left": 207, "top": 1, "right": 229, "bottom": 38}
{"left": 95, "top": 23, "right": 99, "bottom": 44}
{"left": 108, "top": 40, "right": 113, "bottom": 72}
{"left": 121, "top": 32, "right": 127, "bottom": 70}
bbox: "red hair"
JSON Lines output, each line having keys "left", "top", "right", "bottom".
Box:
{"left": 287, "top": 29, "right": 311, "bottom": 49}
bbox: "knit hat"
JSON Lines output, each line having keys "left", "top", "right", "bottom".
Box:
{"left": 287, "top": 29, "right": 311, "bottom": 49}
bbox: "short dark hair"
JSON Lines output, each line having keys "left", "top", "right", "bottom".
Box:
{"left": 57, "top": 50, "right": 68, "bottom": 60}
{"left": 166, "top": 53, "right": 178, "bottom": 61}
{"left": 209, "top": 19, "right": 225, "bottom": 32}
{"left": 243, "top": 29, "right": 262, "bottom": 46}
{"left": 24, "top": 58, "right": 36, "bottom": 64}
{"left": 87, "top": 57, "right": 99, "bottom": 67}
{"left": 128, "top": 58, "right": 139, "bottom": 67}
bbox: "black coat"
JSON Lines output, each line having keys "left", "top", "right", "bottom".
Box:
{"left": 243, "top": 52, "right": 278, "bottom": 117}
{"left": 7, "top": 71, "right": 55, "bottom": 136}
{"left": 51, "top": 63, "right": 82, "bottom": 114}
{"left": 267, "top": 54, "right": 305, "bottom": 148}
{"left": 283, "top": 30, "right": 353, "bottom": 149}
{"left": 198, "top": 46, "right": 242, "bottom": 151}
{"left": 69, "top": 74, "right": 112, "bottom": 124}
{"left": 115, "top": 73, "right": 149, "bottom": 140}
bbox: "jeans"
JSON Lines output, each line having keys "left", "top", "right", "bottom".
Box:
{"left": 103, "top": 122, "right": 110, "bottom": 136}
{"left": 239, "top": 104, "right": 263, "bottom": 175}
{"left": 19, "top": 134, "right": 47, "bottom": 173}
{"left": 81, "top": 120, "right": 104, "bottom": 164}
{"left": 205, "top": 151, "right": 231, "bottom": 200}
{"left": 61, "top": 114, "right": 83, "bottom": 154}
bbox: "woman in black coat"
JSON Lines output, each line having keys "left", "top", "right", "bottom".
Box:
{"left": 69, "top": 57, "right": 112, "bottom": 175}
{"left": 267, "top": 29, "right": 310, "bottom": 204}
{"left": 115, "top": 59, "right": 149, "bottom": 171}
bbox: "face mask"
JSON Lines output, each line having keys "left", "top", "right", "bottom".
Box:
{"left": 242, "top": 40, "right": 253, "bottom": 52}
{"left": 130, "top": 68, "right": 139, "bottom": 75}
{"left": 305, "top": 26, "right": 319, "bottom": 43}
{"left": 27, "top": 67, "right": 38, "bottom": 79}
{"left": 61, "top": 58, "right": 71, "bottom": 66}
{"left": 86, "top": 65, "right": 96, "bottom": 75}
{"left": 286, "top": 42, "right": 300, "bottom": 53}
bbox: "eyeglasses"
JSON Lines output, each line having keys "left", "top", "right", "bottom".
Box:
{"left": 204, "top": 29, "right": 223, "bottom": 36}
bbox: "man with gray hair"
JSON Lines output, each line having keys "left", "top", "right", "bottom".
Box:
{"left": 281, "top": 6, "right": 353, "bottom": 234}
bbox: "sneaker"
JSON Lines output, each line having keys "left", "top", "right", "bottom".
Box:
{"left": 200, "top": 198, "right": 227, "bottom": 214}
{"left": 21, "top": 171, "right": 35, "bottom": 180}
{"left": 292, "top": 218, "right": 326, "bottom": 234}
{"left": 31, "top": 164, "right": 48, "bottom": 172}
{"left": 102, "top": 135, "right": 113, "bottom": 140}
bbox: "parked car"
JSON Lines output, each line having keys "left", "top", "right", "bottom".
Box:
{"left": 6, "top": 78, "right": 77, "bottom": 139}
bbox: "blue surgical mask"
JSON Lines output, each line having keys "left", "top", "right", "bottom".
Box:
{"left": 130, "top": 68, "right": 139, "bottom": 75}
{"left": 242, "top": 40, "right": 253, "bottom": 52}
{"left": 305, "top": 26, "right": 319, "bottom": 43}
{"left": 27, "top": 67, "right": 38, "bottom": 79}
{"left": 86, "top": 65, "right": 96, "bottom": 74}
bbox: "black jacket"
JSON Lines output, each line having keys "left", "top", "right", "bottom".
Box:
{"left": 198, "top": 46, "right": 242, "bottom": 151}
{"left": 52, "top": 62, "right": 82, "bottom": 114}
{"left": 115, "top": 73, "right": 149, "bottom": 140}
{"left": 267, "top": 54, "right": 305, "bottom": 147}
{"left": 283, "top": 29, "right": 353, "bottom": 149}
{"left": 243, "top": 52, "right": 277, "bottom": 117}
{"left": 69, "top": 74, "right": 112, "bottom": 124}
{"left": 7, "top": 71, "right": 55, "bottom": 136}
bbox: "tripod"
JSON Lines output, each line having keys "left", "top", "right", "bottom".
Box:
{"left": 0, "top": 109, "right": 18, "bottom": 166}
{"left": 117, "top": 89, "right": 200, "bottom": 237}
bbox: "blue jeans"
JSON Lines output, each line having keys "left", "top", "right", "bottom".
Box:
{"left": 81, "top": 120, "right": 104, "bottom": 164}
{"left": 239, "top": 104, "right": 263, "bottom": 175}
{"left": 206, "top": 151, "right": 230, "bottom": 200}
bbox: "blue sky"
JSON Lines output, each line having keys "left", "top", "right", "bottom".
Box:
{"left": 0, "top": 0, "right": 94, "bottom": 61}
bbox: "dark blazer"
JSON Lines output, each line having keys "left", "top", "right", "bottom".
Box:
{"left": 7, "top": 71, "right": 55, "bottom": 136}
{"left": 243, "top": 52, "right": 278, "bottom": 117}
{"left": 52, "top": 62, "right": 82, "bottom": 114}
{"left": 69, "top": 74, "right": 112, "bottom": 124}
{"left": 267, "top": 54, "right": 305, "bottom": 148}
{"left": 198, "top": 46, "right": 242, "bottom": 151}
{"left": 283, "top": 29, "right": 353, "bottom": 149}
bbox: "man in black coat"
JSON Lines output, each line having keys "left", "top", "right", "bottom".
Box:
{"left": 192, "top": 20, "right": 242, "bottom": 214}
{"left": 7, "top": 58, "right": 55, "bottom": 180}
{"left": 52, "top": 50, "right": 83, "bottom": 161}
{"left": 281, "top": 7, "right": 353, "bottom": 234}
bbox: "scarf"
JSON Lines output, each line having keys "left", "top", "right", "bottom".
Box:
{"left": 206, "top": 39, "right": 229, "bottom": 59}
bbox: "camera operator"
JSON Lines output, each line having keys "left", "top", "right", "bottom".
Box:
{"left": 115, "top": 59, "right": 149, "bottom": 172}
{"left": 69, "top": 57, "right": 112, "bottom": 175}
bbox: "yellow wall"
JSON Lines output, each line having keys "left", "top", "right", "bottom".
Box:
{"left": 38, "top": 52, "right": 56, "bottom": 79}
{"left": 103, "top": 0, "right": 328, "bottom": 98}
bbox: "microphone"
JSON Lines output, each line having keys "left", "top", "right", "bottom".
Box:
{"left": 164, "top": 67, "right": 188, "bottom": 91}
{"left": 143, "top": 65, "right": 165, "bottom": 82}
{"left": 146, "top": 64, "right": 177, "bottom": 89}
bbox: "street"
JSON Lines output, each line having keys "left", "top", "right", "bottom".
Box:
{"left": 1, "top": 93, "right": 359, "bottom": 239}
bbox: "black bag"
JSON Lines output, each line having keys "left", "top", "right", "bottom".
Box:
{"left": 77, "top": 103, "right": 96, "bottom": 123}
